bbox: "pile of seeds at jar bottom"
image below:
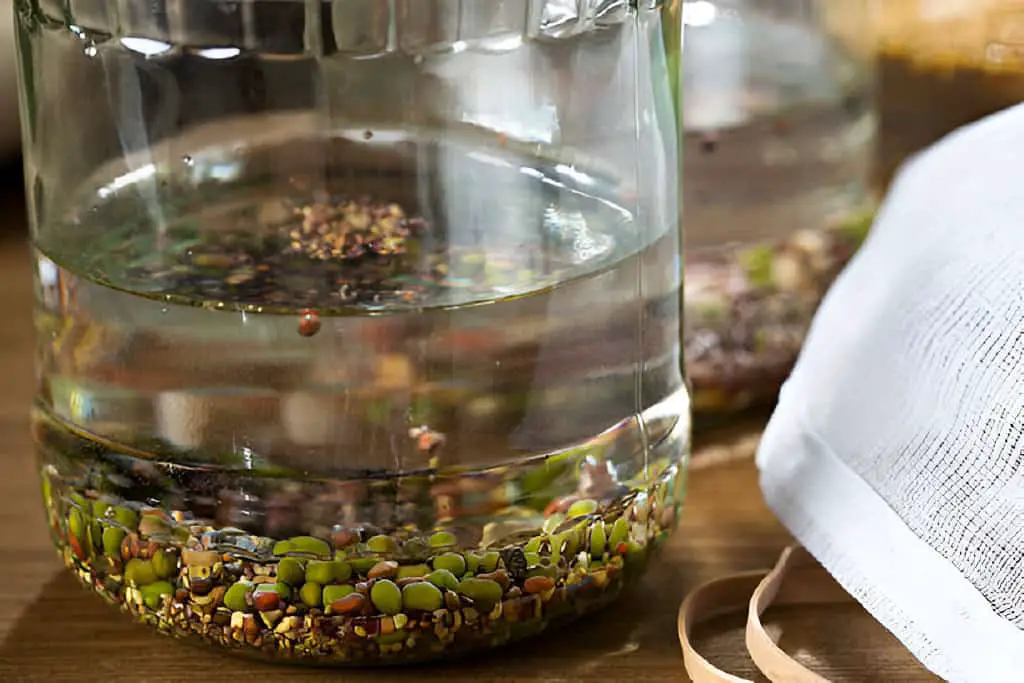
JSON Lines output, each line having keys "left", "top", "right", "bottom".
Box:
{"left": 685, "top": 213, "right": 874, "bottom": 424}
{"left": 46, "top": 467, "right": 681, "bottom": 664}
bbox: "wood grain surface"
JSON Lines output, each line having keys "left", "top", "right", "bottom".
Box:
{"left": 0, "top": 47, "right": 1007, "bottom": 680}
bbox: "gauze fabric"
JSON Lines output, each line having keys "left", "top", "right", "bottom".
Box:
{"left": 757, "top": 103, "right": 1024, "bottom": 683}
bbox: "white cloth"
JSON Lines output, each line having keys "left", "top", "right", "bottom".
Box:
{"left": 756, "top": 103, "right": 1024, "bottom": 683}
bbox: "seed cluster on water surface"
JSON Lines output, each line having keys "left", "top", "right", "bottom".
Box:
{"left": 45, "top": 466, "right": 681, "bottom": 664}
{"left": 99, "top": 193, "right": 614, "bottom": 315}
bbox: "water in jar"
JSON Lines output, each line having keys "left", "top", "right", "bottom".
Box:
{"left": 681, "top": 0, "right": 877, "bottom": 421}
{"left": 21, "top": 0, "right": 687, "bottom": 664}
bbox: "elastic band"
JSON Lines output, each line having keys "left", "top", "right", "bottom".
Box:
{"left": 678, "top": 545, "right": 856, "bottom": 682}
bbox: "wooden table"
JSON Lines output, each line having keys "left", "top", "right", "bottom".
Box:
{"left": 0, "top": 49, "right": 1003, "bottom": 680}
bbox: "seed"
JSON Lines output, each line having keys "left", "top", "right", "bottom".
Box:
{"left": 464, "top": 552, "right": 482, "bottom": 574}
{"left": 299, "top": 582, "right": 322, "bottom": 607}
{"left": 224, "top": 581, "right": 252, "bottom": 612}
{"left": 456, "top": 578, "right": 503, "bottom": 610}
{"left": 524, "top": 575, "right": 555, "bottom": 595}
{"left": 368, "top": 560, "right": 399, "bottom": 580}
{"left": 141, "top": 580, "right": 175, "bottom": 610}
{"left": 432, "top": 552, "right": 466, "bottom": 576}
{"left": 307, "top": 559, "right": 350, "bottom": 584}
{"left": 330, "top": 592, "right": 365, "bottom": 615}
{"left": 428, "top": 531, "right": 456, "bottom": 548}
{"left": 253, "top": 588, "right": 280, "bottom": 612}
{"left": 567, "top": 499, "right": 599, "bottom": 519}
{"left": 322, "top": 584, "right": 355, "bottom": 605}
{"left": 125, "top": 558, "right": 157, "bottom": 587}
{"left": 350, "top": 557, "right": 378, "bottom": 575}
{"left": 480, "top": 551, "right": 500, "bottom": 573}
{"left": 273, "top": 536, "right": 331, "bottom": 559}
{"left": 277, "top": 557, "right": 305, "bottom": 585}
{"left": 367, "top": 535, "right": 399, "bottom": 555}
{"left": 542, "top": 514, "right": 565, "bottom": 534}
{"left": 426, "top": 569, "right": 460, "bottom": 592}
{"left": 397, "top": 564, "right": 430, "bottom": 580}
{"left": 113, "top": 506, "right": 139, "bottom": 530}
{"left": 609, "top": 516, "right": 630, "bottom": 548}
{"left": 68, "top": 507, "right": 85, "bottom": 542}
{"left": 500, "top": 547, "right": 528, "bottom": 580}
{"left": 151, "top": 548, "right": 178, "bottom": 579}
{"left": 298, "top": 309, "right": 321, "bottom": 337}
{"left": 102, "top": 526, "right": 125, "bottom": 557}
{"left": 402, "top": 581, "right": 443, "bottom": 612}
{"left": 590, "top": 521, "right": 607, "bottom": 558}
{"left": 477, "top": 570, "right": 510, "bottom": 589}
{"left": 370, "top": 580, "right": 403, "bottom": 615}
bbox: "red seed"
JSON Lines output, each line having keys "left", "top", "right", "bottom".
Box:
{"left": 367, "top": 560, "right": 399, "bottom": 580}
{"left": 544, "top": 495, "right": 578, "bottom": 518}
{"left": 615, "top": 542, "right": 629, "bottom": 556}
{"left": 69, "top": 534, "right": 87, "bottom": 561}
{"left": 330, "top": 593, "right": 365, "bottom": 615}
{"left": 523, "top": 576, "right": 555, "bottom": 594}
{"left": 298, "top": 309, "right": 321, "bottom": 337}
{"left": 253, "top": 591, "right": 280, "bottom": 612}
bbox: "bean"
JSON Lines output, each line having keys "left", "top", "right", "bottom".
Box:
{"left": 370, "top": 579, "right": 403, "bottom": 615}
{"left": 402, "top": 581, "right": 443, "bottom": 611}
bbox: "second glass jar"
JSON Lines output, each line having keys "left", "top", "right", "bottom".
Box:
{"left": 682, "top": 0, "right": 877, "bottom": 426}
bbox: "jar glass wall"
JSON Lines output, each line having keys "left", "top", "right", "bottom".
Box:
{"left": 17, "top": 0, "right": 687, "bottom": 665}
{"left": 681, "top": 0, "right": 877, "bottom": 426}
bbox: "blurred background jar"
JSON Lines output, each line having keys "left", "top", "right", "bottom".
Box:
{"left": 681, "top": 0, "right": 878, "bottom": 429}
{"left": 875, "top": 0, "right": 1024, "bottom": 184}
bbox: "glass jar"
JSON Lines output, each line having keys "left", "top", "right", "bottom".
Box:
{"left": 681, "top": 0, "right": 878, "bottom": 427}
{"left": 16, "top": 0, "right": 687, "bottom": 665}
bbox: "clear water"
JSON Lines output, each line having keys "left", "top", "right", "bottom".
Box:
{"left": 32, "top": 132, "right": 688, "bottom": 663}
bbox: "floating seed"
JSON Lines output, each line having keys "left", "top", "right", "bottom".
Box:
{"left": 298, "top": 309, "right": 321, "bottom": 337}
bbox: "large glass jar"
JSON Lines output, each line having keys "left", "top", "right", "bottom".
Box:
{"left": 16, "top": 0, "right": 687, "bottom": 665}
{"left": 681, "top": 0, "right": 877, "bottom": 427}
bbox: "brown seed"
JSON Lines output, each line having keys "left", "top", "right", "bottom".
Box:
{"left": 139, "top": 540, "right": 161, "bottom": 560}
{"left": 330, "top": 593, "right": 365, "bottom": 615}
{"left": 397, "top": 576, "right": 426, "bottom": 587}
{"left": 368, "top": 560, "right": 399, "bottom": 580}
{"left": 209, "top": 585, "right": 227, "bottom": 608}
{"left": 253, "top": 591, "right": 280, "bottom": 611}
{"left": 243, "top": 614, "right": 260, "bottom": 637}
{"left": 298, "top": 309, "right": 321, "bottom": 337}
{"left": 523, "top": 576, "right": 555, "bottom": 594}
{"left": 120, "top": 533, "right": 141, "bottom": 560}
{"left": 379, "top": 616, "right": 396, "bottom": 636}
{"left": 331, "top": 528, "right": 359, "bottom": 548}
{"left": 477, "top": 570, "right": 510, "bottom": 589}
